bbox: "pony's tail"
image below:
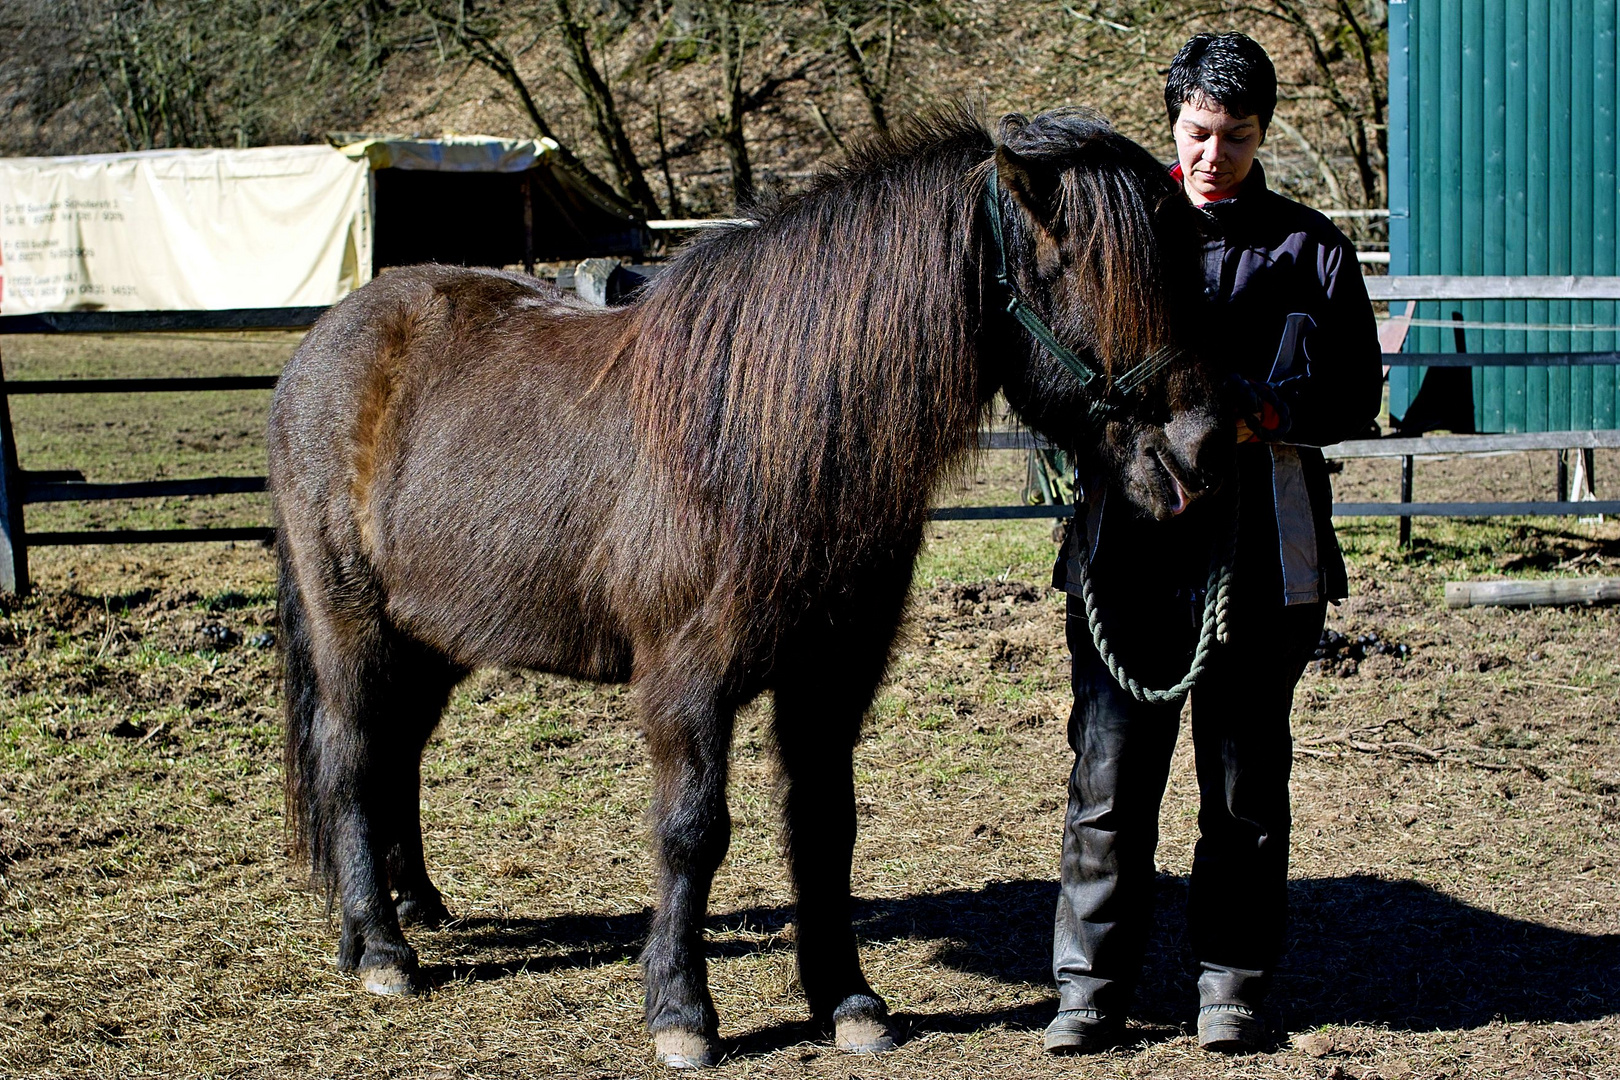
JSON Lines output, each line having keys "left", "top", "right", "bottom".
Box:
{"left": 278, "top": 537, "right": 329, "bottom": 895}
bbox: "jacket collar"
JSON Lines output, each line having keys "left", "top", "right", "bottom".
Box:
{"left": 1170, "top": 158, "right": 1270, "bottom": 218}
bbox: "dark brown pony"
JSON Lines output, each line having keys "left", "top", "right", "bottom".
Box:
{"left": 268, "top": 106, "right": 1227, "bottom": 1068}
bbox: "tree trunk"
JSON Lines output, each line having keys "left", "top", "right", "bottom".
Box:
{"left": 712, "top": 0, "right": 753, "bottom": 206}
{"left": 823, "top": 0, "right": 891, "bottom": 134}
{"left": 552, "top": 0, "right": 664, "bottom": 219}
{"left": 654, "top": 98, "right": 683, "bottom": 218}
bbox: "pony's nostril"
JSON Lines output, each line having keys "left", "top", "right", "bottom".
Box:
{"left": 1160, "top": 415, "right": 1219, "bottom": 475}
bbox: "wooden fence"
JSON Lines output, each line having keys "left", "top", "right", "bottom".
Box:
{"left": 3, "top": 277, "right": 1619, "bottom": 595}
{"left": 0, "top": 309, "right": 303, "bottom": 593}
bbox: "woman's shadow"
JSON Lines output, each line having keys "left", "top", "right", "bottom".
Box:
{"left": 424, "top": 874, "right": 1620, "bottom": 1050}
{"left": 906, "top": 874, "right": 1620, "bottom": 1033}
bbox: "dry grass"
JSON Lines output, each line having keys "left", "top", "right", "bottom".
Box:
{"left": 1, "top": 334, "right": 1617, "bottom": 1078}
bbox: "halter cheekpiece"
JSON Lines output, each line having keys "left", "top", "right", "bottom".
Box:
{"left": 982, "top": 162, "right": 1179, "bottom": 418}
{"left": 983, "top": 162, "right": 1107, "bottom": 390}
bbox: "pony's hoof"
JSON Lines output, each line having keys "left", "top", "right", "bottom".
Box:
{"left": 653, "top": 1029, "right": 717, "bottom": 1069}
{"left": 832, "top": 994, "right": 897, "bottom": 1054}
{"left": 834, "top": 1015, "right": 896, "bottom": 1054}
{"left": 359, "top": 962, "right": 421, "bottom": 996}
{"left": 395, "top": 895, "right": 451, "bottom": 928}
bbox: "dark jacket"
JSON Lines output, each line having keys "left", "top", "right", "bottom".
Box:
{"left": 1057, "top": 161, "right": 1383, "bottom": 607}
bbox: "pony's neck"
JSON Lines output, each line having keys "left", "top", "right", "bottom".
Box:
{"left": 625, "top": 127, "right": 997, "bottom": 536}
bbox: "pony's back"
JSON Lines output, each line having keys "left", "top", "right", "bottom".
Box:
{"left": 269, "top": 264, "right": 644, "bottom": 681}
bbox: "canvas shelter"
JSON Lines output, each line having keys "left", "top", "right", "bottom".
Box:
{"left": 0, "top": 135, "right": 645, "bottom": 316}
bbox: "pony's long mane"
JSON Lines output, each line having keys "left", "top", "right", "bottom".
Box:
{"left": 607, "top": 105, "right": 1186, "bottom": 608}
{"left": 624, "top": 108, "right": 994, "bottom": 568}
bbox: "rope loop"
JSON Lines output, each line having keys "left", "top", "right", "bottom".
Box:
{"left": 1074, "top": 481, "right": 1240, "bottom": 704}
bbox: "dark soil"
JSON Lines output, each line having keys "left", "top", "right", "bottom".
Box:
{"left": 0, "top": 397, "right": 1616, "bottom": 1077}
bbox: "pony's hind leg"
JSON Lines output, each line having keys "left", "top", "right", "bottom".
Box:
{"left": 638, "top": 666, "right": 737, "bottom": 1069}
{"left": 281, "top": 545, "right": 407, "bottom": 988}
{"left": 384, "top": 641, "right": 464, "bottom": 928}
{"left": 323, "top": 638, "right": 462, "bottom": 994}
{"left": 288, "top": 573, "right": 457, "bottom": 995}
{"left": 385, "top": 760, "right": 450, "bottom": 928}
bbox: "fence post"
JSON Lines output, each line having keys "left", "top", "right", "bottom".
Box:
{"left": 0, "top": 349, "right": 28, "bottom": 595}
{"left": 520, "top": 172, "right": 536, "bottom": 276}
{"left": 1398, "top": 454, "right": 1414, "bottom": 547}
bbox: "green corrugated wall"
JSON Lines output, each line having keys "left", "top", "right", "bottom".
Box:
{"left": 1388, "top": 0, "right": 1620, "bottom": 431}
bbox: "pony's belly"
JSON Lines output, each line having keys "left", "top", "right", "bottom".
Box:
{"left": 383, "top": 574, "right": 634, "bottom": 683}
{"left": 489, "top": 620, "right": 635, "bottom": 685}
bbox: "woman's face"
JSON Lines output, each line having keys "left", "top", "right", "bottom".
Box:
{"left": 1173, "top": 96, "right": 1263, "bottom": 205}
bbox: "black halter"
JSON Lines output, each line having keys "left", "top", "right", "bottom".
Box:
{"left": 982, "top": 164, "right": 1180, "bottom": 418}
{"left": 983, "top": 163, "right": 1106, "bottom": 389}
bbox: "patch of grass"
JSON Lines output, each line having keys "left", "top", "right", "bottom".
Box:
{"left": 914, "top": 519, "right": 1060, "bottom": 586}
{"left": 527, "top": 716, "right": 583, "bottom": 750}
{"left": 199, "top": 587, "right": 274, "bottom": 612}
{"left": 1479, "top": 723, "right": 1539, "bottom": 749}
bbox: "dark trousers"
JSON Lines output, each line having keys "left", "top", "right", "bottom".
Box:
{"left": 1053, "top": 574, "right": 1324, "bottom": 1017}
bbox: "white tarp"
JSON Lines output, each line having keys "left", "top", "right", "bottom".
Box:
{"left": 341, "top": 135, "right": 556, "bottom": 174}
{"left": 0, "top": 144, "right": 371, "bottom": 314}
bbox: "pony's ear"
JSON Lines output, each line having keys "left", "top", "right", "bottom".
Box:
{"left": 996, "top": 143, "right": 1065, "bottom": 279}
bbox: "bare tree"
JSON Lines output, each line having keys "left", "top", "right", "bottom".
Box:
{"left": 641, "top": 0, "right": 816, "bottom": 207}
{"left": 409, "top": 0, "right": 645, "bottom": 212}
{"left": 552, "top": 0, "right": 665, "bottom": 217}
{"left": 820, "top": 0, "right": 898, "bottom": 134}
{"left": 67, "top": 0, "right": 419, "bottom": 152}
{"left": 1229, "top": 0, "right": 1388, "bottom": 207}
{"left": 90, "top": 0, "right": 219, "bottom": 149}
{"left": 705, "top": 0, "right": 755, "bottom": 201}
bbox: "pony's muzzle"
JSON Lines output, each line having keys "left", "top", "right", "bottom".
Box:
{"left": 1161, "top": 409, "right": 1233, "bottom": 501}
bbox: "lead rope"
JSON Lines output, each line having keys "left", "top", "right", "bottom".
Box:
{"left": 1073, "top": 483, "right": 1240, "bottom": 703}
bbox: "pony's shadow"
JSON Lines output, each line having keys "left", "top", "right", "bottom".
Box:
{"left": 424, "top": 908, "right": 793, "bottom": 984}
{"left": 424, "top": 874, "right": 1619, "bottom": 1049}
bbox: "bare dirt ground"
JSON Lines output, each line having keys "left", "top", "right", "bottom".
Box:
{"left": 1, "top": 334, "right": 1617, "bottom": 1079}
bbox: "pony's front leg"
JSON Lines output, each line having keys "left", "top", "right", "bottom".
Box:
{"left": 771, "top": 684, "right": 897, "bottom": 1054}
{"left": 640, "top": 676, "right": 736, "bottom": 1069}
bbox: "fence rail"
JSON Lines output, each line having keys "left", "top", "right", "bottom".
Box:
{"left": 24, "top": 476, "right": 269, "bottom": 504}
{"left": 4, "top": 279, "right": 1618, "bottom": 594}
{"left": 4, "top": 375, "right": 281, "bottom": 395}
{"left": 977, "top": 429, "right": 1618, "bottom": 522}
{"left": 1366, "top": 276, "right": 1620, "bottom": 301}
{"left": 0, "top": 308, "right": 327, "bottom": 334}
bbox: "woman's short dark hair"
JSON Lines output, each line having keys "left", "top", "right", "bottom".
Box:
{"left": 1164, "top": 32, "right": 1277, "bottom": 134}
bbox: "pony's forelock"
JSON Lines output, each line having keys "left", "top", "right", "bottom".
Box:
{"left": 1000, "top": 112, "right": 1191, "bottom": 391}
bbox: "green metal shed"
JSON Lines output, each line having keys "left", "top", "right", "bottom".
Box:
{"left": 1388, "top": 0, "right": 1620, "bottom": 431}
